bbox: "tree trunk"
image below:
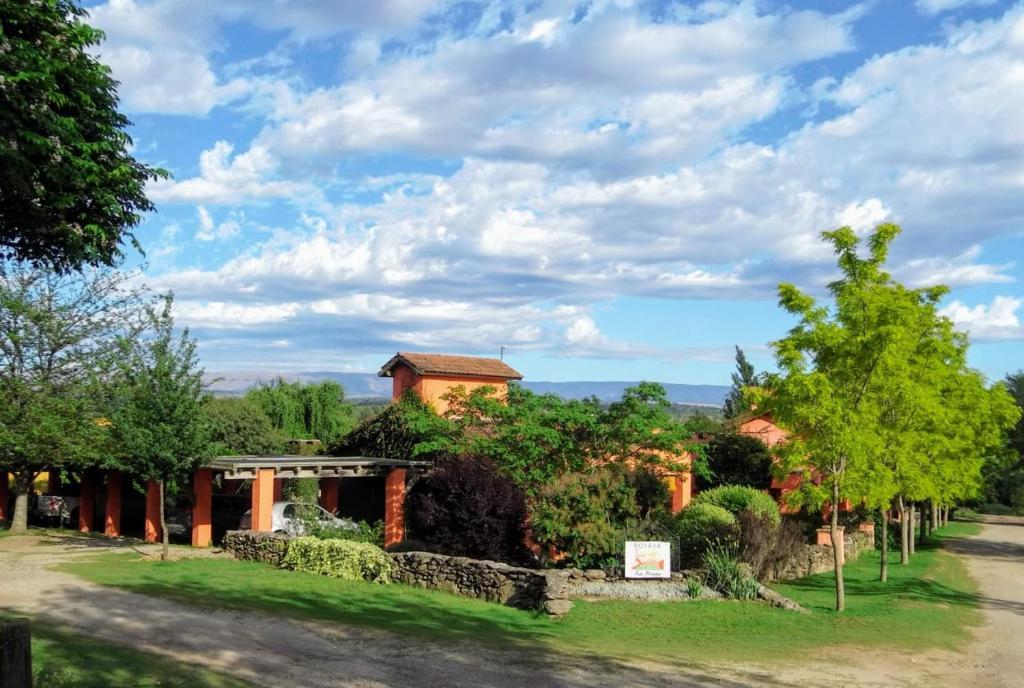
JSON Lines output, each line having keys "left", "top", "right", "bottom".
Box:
{"left": 943, "top": 506, "right": 949, "bottom": 527}
{"left": 830, "top": 481, "right": 845, "bottom": 612}
{"left": 880, "top": 508, "right": 889, "bottom": 583}
{"left": 921, "top": 501, "right": 930, "bottom": 541}
{"left": 159, "top": 481, "right": 169, "bottom": 561}
{"left": 10, "top": 472, "right": 34, "bottom": 533}
{"left": 932, "top": 502, "right": 939, "bottom": 531}
{"left": 899, "top": 497, "right": 909, "bottom": 564}
{"left": 909, "top": 502, "right": 917, "bottom": 556}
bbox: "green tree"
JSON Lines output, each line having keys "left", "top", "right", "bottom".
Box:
{"left": 701, "top": 432, "right": 774, "bottom": 490}
{"left": 0, "top": 262, "right": 147, "bottom": 531}
{"left": 332, "top": 390, "right": 454, "bottom": 460}
{"left": 203, "top": 397, "right": 284, "bottom": 456}
{"left": 246, "top": 379, "right": 356, "bottom": 447}
{"left": 108, "top": 296, "right": 211, "bottom": 559}
{"left": 0, "top": 1, "right": 165, "bottom": 271}
{"left": 723, "top": 346, "right": 758, "bottom": 418}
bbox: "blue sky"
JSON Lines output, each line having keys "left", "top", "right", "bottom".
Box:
{"left": 82, "top": 0, "right": 1024, "bottom": 385}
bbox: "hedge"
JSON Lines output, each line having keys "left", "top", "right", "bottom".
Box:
{"left": 282, "top": 537, "right": 393, "bottom": 583}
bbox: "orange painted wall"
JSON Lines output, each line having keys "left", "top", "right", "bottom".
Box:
{"left": 104, "top": 471, "right": 122, "bottom": 537}
{"left": 390, "top": 365, "right": 510, "bottom": 416}
{"left": 144, "top": 480, "right": 161, "bottom": 543}
{"left": 737, "top": 415, "right": 789, "bottom": 447}
{"left": 192, "top": 469, "right": 213, "bottom": 547}
{"left": 251, "top": 468, "right": 275, "bottom": 532}
{"left": 384, "top": 468, "right": 407, "bottom": 547}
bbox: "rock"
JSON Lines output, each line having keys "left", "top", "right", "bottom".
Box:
{"left": 544, "top": 599, "right": 574, "bottom": 616}
{"left": 583, "top": 569, "right": 606, "bottom": 580}
{"left": 756, "top": 584, "right": 807, "bottom": 613}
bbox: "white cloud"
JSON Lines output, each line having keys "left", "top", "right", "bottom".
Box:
{"left": 940, "top": 296, "right": 1024, "bottom": 340}
{"left": 916, "top": 0, "right": 997, "bottom": 16}
{"left": 195, "top": 206, "right": 243, "bottom": 242}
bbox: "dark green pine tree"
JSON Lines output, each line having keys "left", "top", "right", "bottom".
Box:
{"left": 722, "top": 346, "right": 757, "bottom": 419}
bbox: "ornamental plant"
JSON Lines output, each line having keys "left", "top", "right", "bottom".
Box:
{"left": 693, "top": 485, "right": 780, "bottom": 526}
{"left": 282, "top": 537, "right": 393, "bottom": 583}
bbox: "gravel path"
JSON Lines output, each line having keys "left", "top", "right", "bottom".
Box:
{"left": 1, "top": 521, "right": 1020, "bottom": 687}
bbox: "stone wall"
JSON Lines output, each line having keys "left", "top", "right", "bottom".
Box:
{"left": 388, "top": 551, "right": 577, "bottom": 615}
{"left": 222, "top": 530, "right": 290, "bottom": 566}
{"left": 767, "top": 531, "right": 873, "bottom": 581}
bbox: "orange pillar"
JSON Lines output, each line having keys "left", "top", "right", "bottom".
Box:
{"left": 104, "top": 470, "right": 122, "bottom": 537}
{"left": 384, "top": 468, "right": 406, "bottom": 547}
{"left": 0, "top": 472, "right": 9, "bottom": 522}
{"left": 144, "top": 480, "right": 161, "bottom": 543}
{"left": 320, "top": 477, "right": 339, "bottom": 514}
{"left": 78, "top": 470, "right": 95, "bottom": 533}
{"left": 251, "top": 468, "right": 275, "bottom": 532}
{"left": 273, "top": 478, "right": 284, "bottom": 502}
{"left": 670, "top": 475, "right": 684, "bottom": 514}
{"left": 192, "top": 469, "right": 213, "bottom": 547}
{"left": 48, "top": 471, "right": 60, "bottom": 494}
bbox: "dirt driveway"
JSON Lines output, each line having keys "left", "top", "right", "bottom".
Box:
{"left": 0, "top": 520, "right": 1021, "bottom": 688}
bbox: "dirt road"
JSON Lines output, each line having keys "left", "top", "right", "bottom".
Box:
{"left": 0, "top": 521, "right": 1020, "bottom": 687}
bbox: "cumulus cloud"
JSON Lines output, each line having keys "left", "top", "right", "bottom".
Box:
{"left": 940, "top": 296, "right": 1024, "bottom": 340}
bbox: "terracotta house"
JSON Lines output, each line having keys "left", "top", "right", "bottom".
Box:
{"left": 735, "top": 411, "right": 803, "bottom": 511}
{"left": 378, "top": 352, "right": 523, "bottom": 415}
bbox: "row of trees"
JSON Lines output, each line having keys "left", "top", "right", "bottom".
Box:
{"left": 760, "top": 225, "right": 1020, "bottom": 611}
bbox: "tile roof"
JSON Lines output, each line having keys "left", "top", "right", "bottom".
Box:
{"left": 378, "top": 352, "right": 523, "bottom": 380}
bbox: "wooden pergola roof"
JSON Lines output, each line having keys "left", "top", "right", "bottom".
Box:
{"left": 205, "top": 455, "right": 430, "bottom": 480}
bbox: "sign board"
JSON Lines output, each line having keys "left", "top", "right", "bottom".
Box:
{"left": 625, "top": 541, "right": 671, "bottom": 579}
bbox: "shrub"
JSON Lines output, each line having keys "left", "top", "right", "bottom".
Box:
{"left": 407, "top": 454, "right": 531, "bottom": 565}
{"left": 628, "top": 468, "right": 671, "bottom": 519}
{"left": 673, "top": 503, "right": 738, "bottom": 568}
{"left": 684, "top": 575, "right": 705, "bottom": 599}
{"left": 736, "top": 511, "right": 806, "bottom": 580}
{"left": 702, "top": 544, "right": 758, "bottom": 599}
{"left": 694, "top": 485, "right": 780, "bottom": 526}
{"left": 530, "top": 464, "right": 639, "bottom": 569}
{"left": 282, "top": 537, "right": 393, "bottom": 583}
{"left": 311, "top": 520, "right": 384, "bottom": 547}
{"left": 700, "top": 432, "right": 774, "bottom": 490}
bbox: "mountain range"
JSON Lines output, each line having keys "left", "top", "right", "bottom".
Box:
{"left": 205, "top": 371, "right": 728, "bottom": 407}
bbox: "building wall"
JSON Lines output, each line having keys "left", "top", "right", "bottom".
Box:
{"left": 390, "top": 364, "right": 509, "bottom": 415}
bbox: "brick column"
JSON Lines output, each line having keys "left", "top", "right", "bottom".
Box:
{"left": 251, "top": 468, "right": 275, "bottom": 532}
{"left": 0, "top": 472, "right": 9, "bottom": 522}
{"left": 384, "top": 468, "right": 407, "bottom": 547}
{"left": 320, "top": 477, "right": 339, "bottom": 514}
{"left": 192, "top": 469, "right": 213, "bottom": 547}
{"left": 104, "top": 470, "right": 122, "bottom": 537}
{"left": 78, "top": 470, "right": 95, "bottom": 533}
{"left": 144, "top": 480, "right": 161, "bottom": 543}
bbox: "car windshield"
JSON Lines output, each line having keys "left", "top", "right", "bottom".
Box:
{"left": 282, "top": 504, "right": 296, "bottom": 519}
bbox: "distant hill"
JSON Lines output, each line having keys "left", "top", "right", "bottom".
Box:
{"left": 205, "top": 371, "right": 728, "bottom": 408}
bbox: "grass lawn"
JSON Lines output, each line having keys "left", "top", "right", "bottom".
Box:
{"left": 0, "top": 618, "right": 251, "bottom": 687}
{"left": 59, "top": 521, "right": 983, "bottom": 665}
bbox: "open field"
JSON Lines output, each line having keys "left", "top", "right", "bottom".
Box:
{"left": 59, "top": 521, "right": 983, "bottom": 665}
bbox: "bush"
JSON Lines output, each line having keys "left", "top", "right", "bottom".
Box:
{"left": 628, "top": 468, "right": 670, "bottom": 520}
{"left": 694, "top": 485, "right": 780, "bottom": 526}
{"left": 700, "top": 432, "right": 774, "bottom": 490}
{"left": 736, "top": 511, "right": 806, "bottom": 580}
{"left": 673, "top": 503, "right": 738, "bottom": 568}
{"left": 702, "top": 544, "right": 759, "bottom": 600}
{"left": 282, "top": 537, "right": 393, "bottom": 583}
{"left": 311, "top": 520, "right": 384, "bottom": 546}
{"left": 530, "top": 464, "right": 639, "bottom": 569}
{"left": 407, "top": 454, "right": 531, "bottom": 565}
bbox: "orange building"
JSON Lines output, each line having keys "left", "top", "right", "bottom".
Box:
{"left": 379, "top": 352, "right": 523, "bottom": 415}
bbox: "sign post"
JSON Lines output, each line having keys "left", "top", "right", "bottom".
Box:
{"left": 625, "top": 541, "right": 671, "bottom": 579}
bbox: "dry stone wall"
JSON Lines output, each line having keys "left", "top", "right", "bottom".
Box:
{"left": 766, "top": 531, "right": 873, "bottom": 581}
{"left": 222, "top": 531, "right": 290, "bottom": 566}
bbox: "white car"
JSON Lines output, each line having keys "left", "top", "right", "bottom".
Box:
{"left": 239, "top": 501, "right": 357, "bottom": 536}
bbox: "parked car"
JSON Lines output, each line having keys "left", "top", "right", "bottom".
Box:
{"left": 239, "top": 501, "right": 358, "bottom": 536}
{"left": 33, "top": 495, "right": 80, "bottom": 527}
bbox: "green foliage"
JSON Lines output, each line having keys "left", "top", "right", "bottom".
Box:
{"left": 333, "top": 390, "right": 455, "bottom": 460}
{"left": 529, "top": 465, "right": 639, "bottom": 568}
{"left": 282, "top": 477, "right": 320, "bottom": 504}
{"left": 673, "top": 503, "right": 738, "bottom": 567}
{"left": 702, "top": 544, "right": 757, "bottom": 599}
{"left": 694, "top": 485, "right": 780, "bottom": 525}
{"left": 203, "top": 397, "right": 283, "bottom": 456}
{"left": 702, "top": 432, "right": 774, "bottom": 490}
{"left": 311, "top": 520, "right": 385, "bottom": 547}
{"left": 246, "top": 379, "right": 356, "bottom": 447}
{"left": 723, "top": 346, "right": 759, "bottom": 419}
{"left": 628, "top": 468, "right": 670, "bottom": 520}
{"left": 282, "top": 537, "right": 393, "bottom": 583}
{"left": 684, "top": 575, "right": 705, "bottom": 598}
{"left": 0, "top": 1, "right": 165, "bottom": 271}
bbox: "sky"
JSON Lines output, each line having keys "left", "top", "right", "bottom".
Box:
{"left": 81, "top": 0, "right": 1024, "bottom": 385}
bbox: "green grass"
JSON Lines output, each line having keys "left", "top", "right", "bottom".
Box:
{"left": 59, "top": 522, "right": 984, "bottom": 665}
{"left": 0, "top": 618, "right": 251, "bottom": 687}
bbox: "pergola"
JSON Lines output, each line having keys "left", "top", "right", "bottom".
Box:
{"left": 11, "top": 455, "right": 429, "bottom": 549}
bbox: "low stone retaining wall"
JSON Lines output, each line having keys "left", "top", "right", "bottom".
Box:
{"left": 222, "top": 530, "right": 290, "bottom": 566}
{"left": 389, "top": 551, "right": 577, "bottom": 615}
{"left": 766, "top": 531, "right": 873, "bottom": 581}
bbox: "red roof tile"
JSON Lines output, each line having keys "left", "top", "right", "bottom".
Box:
{"left": 378, "top": 352, "right": 523, "bottom": 380}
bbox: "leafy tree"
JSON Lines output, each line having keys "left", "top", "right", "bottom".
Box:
{"left": 332, "top": 390, "right": 455, "bottom": 460}
{"left": 723, "top": 346, "right": 759, "bottom": 418}
{"left": 0, "top": 0, "right": 165, "bottom": 271}
{"left": 108, "top": 296, "right": 211, "bottom": 559}
{"left": 246, "top": 379, "right": 356, "bottom": 447}
{"left": 203, "top": 397, "right": 284, "bottom": 456}
{"left": 701, "top": 432, "right": 774, "bottom": 490}
{"left": 0, "top": 262, "right": 148, "bottom": 531}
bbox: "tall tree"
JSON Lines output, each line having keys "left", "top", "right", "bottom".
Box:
{"left": 723, "top": 346, "right": 758, "bottom": 418}
{"left": 108, "top": 296, "right": 210, "bottom": 559}
{"left": 246, "top": 379, "right": 356, "bottom": 447}
{"left": 203, "top": 397, "right": 284, "bottom": 456}
{"left": 0, "top": 0, "right": 165, "bottom": 271}
{"left": 0, "top": 262, "right": 147, "bottom": 531}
